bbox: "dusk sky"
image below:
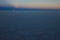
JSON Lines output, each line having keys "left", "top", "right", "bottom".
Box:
{"left": 0, "top": 0, "right": 60, "bottom": 9}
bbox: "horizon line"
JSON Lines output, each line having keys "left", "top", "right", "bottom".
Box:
{"left": 0, "top": 6, "right": 60, "bottom": 10}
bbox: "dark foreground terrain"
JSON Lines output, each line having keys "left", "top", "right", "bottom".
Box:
{"left": 0, "top": 11, "right": 60, "bottom": 40}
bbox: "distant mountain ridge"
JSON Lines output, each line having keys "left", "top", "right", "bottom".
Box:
{"left": 0, "top": 6, "right": 60, "bottom": 11}
{"left": 0, "top": 6, "right": 15, "bottom": 10}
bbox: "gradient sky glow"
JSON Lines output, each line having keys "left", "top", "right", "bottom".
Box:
{"left": 0, "top": 0, "right": 60, "bottom": 9}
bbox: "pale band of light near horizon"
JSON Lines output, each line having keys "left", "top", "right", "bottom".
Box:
{"left": 0, "top": 0, "right": 60, "bottom": 9}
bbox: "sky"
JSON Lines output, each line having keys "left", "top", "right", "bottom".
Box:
{"left": 0, "top": 0, "right": 60, "bottom": 9}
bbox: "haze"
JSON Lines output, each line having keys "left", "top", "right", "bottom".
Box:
{"left": 0, "top": 0, "right": 60, "bottom": 9}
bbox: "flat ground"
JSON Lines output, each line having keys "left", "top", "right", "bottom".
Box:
{"left": 0, "top": 11, "right": 60, "bottom": 40}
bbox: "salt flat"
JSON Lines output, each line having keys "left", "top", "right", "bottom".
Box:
{"left": 0, "top": 11, "right": 60, "bottom": 40}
